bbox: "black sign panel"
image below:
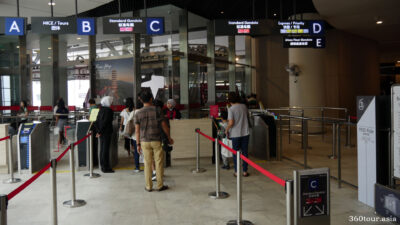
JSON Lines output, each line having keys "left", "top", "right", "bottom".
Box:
{"left": 31, "top": 17, "right": 77, "bottom": 34}
{"left": 102, "top": 17, "right": 146, "bottom": 34}
{"left": 214, "top": 19, "right": 272, "bottom": 36}
{"left": 300, "top": 173, "right": 328, "bottom": 218}
{"left": 283, "top": 36, "right": 325, "bottom": 48}
{"left": 0, "top": 18, "right": 4, "bottom": 33}
{"left": 278, "top": 20, "right": 325, "bottom": 36}
{"left": 375, "top": 183, "right": 400, "bottom": 222}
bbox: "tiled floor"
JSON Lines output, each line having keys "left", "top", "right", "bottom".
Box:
{"left": 0, "top": 127, "right": 395, "bottom": 225}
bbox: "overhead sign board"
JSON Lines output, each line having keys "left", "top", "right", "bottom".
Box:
{"left": 77, "top": 18, "right": 96, "bottom": 35}
{"left": 146, "top": 17, "right": 164, "bottom": 35}
{"left": 294, "top": 168, "right": 330, "bottom": 225}
{"left": 214, "top": 19, "right": 272, "bottom": 36}
{"left": 31, "top": 17, "right": 77, "bottom": 34}
{"left": 0, "top": 17, "right": 26, "bottom": 35}
{"left": 103, "top": 17, "right": 146, "bottom": 34}
{"left": 278, "top": 20, "right": 325, "bottom": 36}
{"left": 283, "top": 36, "right": 325, "bottom": 48}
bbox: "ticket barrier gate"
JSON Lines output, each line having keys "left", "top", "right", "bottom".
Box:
{"left": 249, "top": 113, "right": 277, "bottom": 160}
{"left": 287, "top": 168, "right": 330, "bottom": 225}
{"left": 17, "top": 122, "right": 50, "bottom": 174}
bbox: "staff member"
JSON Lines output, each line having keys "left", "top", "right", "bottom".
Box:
{"left": 95, "top": 96, "right": 115, "bottom": 173}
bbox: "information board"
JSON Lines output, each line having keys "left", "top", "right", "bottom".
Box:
{"left": 31, "top": 17, "right": 77, "bottom": 34}
{"left": 283, "top": 36, "right": 325, "bottom": 48}
{"left": 392, "top": 85, "right": 400, "bottom": 179}
{"left": 278, "top": 20, "right": 324, "bottom": 36}
{"left": 294, "top": 168, "right": 330, "bottom": 225}
{"left": 214, "top": 19, "right": 272, "bottom": 36}
{"left": 102, "top": 17, "right": 146, "bottom": 34}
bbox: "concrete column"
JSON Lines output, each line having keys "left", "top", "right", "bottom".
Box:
{"left": 133, "top": 33, "right": 141, "bottom": 107}
{"left": 288, "top": 14, "right": 326, "bottom": 132}
{"left": 58, "top": 39, "right": 68, "bottom": 104}
{"left": 179, "top": 9, "right": 189, "bottom": 115}
{"left": 88, "top": 35, "right": 96, "bottom": 99}
{"left": 19, "top": 36, "right": 31, "bottom": 103}
{"left": 206, "top": 21, "right": 216, "bottom": 105}
{"left": 40, "top": 34, "right": 59, "bottom": 106}
{"left": 228, "top": 36, "right": 236, "bottom": 92}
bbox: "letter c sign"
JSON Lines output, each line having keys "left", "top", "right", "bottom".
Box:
{"left": 146, "top": 18, "right": 164, "bottom": 35}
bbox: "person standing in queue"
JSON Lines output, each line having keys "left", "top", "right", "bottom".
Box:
{"left": 55, "top": 99, "right": 69, "bottom": 146}
{"left": 95, "top": 96, "right": 115, "bottom": 173}
{"left": 163, "top": 99, "right": 181, "bottom": 120}
{"left": 120, "top": 97, "right": 135, "bottom": 156}
{"left": 135, "top": 90, "right": 173, "bottom": 192}
{"left": 225, "top": 92, "right": 250, "bottom": 177}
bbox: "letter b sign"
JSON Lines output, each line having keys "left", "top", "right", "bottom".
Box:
{"left": 77, "top": 18, "right": 95, "bottom": 35}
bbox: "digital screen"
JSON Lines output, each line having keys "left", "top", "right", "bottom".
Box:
{"left": 214, "top": 19, "right": 273, "bottom": 36}
{"left": 102, "top": 17, "right": 146, "bottom": 34}
{"left": 31, "top": 17, "right": 77, "bottom": 34}
{"left": 300, "top": 173, "right": 328, "bottom": 218}
{"left": 278, "top": 20, "right": 324, "bottom": 36}
{"left": 283, "top": 36, "right": 325, "bottom": 48}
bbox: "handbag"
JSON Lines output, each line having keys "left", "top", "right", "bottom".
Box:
{"left": 221, "top": 138, "right": 233, "bottom": 158}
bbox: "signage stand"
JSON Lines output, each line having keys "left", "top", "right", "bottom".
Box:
{"left": 293, "top": 168, "right": 330, "bottom": 225}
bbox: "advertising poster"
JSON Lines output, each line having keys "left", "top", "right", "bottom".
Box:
{"left": 95, "top": 58, "right": 134, "bottom": 105}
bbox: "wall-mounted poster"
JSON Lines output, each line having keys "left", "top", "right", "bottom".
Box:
{"left": 95, "top": 58, "right": 134, "bottom": 105}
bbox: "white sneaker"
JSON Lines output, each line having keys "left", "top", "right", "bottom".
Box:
{"left": 152, "top": 175, "right": 157, "bottom": 181}
{"left": 133, "top": 169, "right": 141, "bottom": 173}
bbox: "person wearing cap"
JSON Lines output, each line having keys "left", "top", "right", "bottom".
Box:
{"left": 163, "top": 99, "right": 181, "bottom": 120}
{"left": 95, "top": 96, "right": 115, "bottom": 173}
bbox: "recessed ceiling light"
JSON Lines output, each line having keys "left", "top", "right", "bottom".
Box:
{"left": 48, "top": 47, "right": 52, "bottom": 50}
{"left": 376, "top": 20, "right": 383, "bottom": 24}
{"left": 397, "top": 60, "right": 400, "bottom": 63}
{"left": 220, "top": 11, "right": 224, "bottom": 14}
{"left": 235, "top": 57, "right": 239, "bottom": 61}
{"left": 16, "top": 46, "right": 19, "bottom": 48}
{"left": 48, "top": 2, "right": 55, "bottom": 6}
{"left": 77, "top": 37, "right": 81, "bottom": 40}
{"left": 273, "top": 13, "right": 277, "bottom": 16}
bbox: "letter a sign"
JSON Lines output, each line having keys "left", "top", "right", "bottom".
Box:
{"left": 77, "top": 18, "right": 95, "bottom": 35}
{"left": 5, "top": 18, "right": 25, "bottom": 35}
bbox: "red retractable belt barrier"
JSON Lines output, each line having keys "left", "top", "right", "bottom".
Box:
{"left": 0, "top": 136, "right": 10, "bottom": 142}
{"left": 196, "top": 130, "right": 286, "bottom": 188}
{"left": 7, "top": 133, "right": 92, "bottom": 201}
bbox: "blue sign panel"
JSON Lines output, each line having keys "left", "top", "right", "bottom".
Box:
{"left": 146, "top": 18, "right": 164, "bottom": 35}
{"left": 309, "top": 20, "right": 324, "bottom": 36}
{"left": 77, "top": 18, "right": 95, "bottom": 35}
{"left": 5, "top": 17, "right": 25, "bottom": 35}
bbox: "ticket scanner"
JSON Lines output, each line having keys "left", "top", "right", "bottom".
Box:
{"left": 17, "top": 122, "right": 50, "bottom": 174}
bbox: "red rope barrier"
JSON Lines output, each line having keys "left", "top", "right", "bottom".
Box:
{"left": 196, "top": 130, "right": 215, "bottom": 142}
{"left": 7, "top": 162, "right": 51, "bottom": 200}
{"left": 218, "top": 138, "right": 286, "bottom": 188}
{"left": 0, "top": 136, "right": 10, "bottom": 142}
{"left": 7, "top": 133, "right": 92, "bottom": 201}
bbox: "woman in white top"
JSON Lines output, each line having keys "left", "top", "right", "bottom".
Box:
{"left": 120, "top": 98, "right": 134, "bottom": 156}
{"left": 126, "top": 108, "right": 140, "bottom": 172}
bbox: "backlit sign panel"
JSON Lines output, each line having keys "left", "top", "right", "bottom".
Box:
{"left": 214, "top": 19, "right": 272, "bottom": 36}
{"left": 31, "top": 17, "right": 77, "bottom": 34}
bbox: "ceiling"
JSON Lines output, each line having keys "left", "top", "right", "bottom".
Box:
{"left": 312, "top": 0, "right": 400, "bottom": 46}
{"left": 0, "top": 0, "right": 112, "bottom": 22}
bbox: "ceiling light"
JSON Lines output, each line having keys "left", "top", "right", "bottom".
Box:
{"left": 376, "top": 20, "right": 383, "bottom": 25}
{"left": 273, "top": 13, "right": 277, "bottom": 16}
{"left": 397, "top": 60, "right": 400, "bottom": 63}
{"left": 235, "top": 57, "right": 239, "bottom": 61}
{"left": 48, "top": 2, "right": 55, "bottom": 6}
{"left": 77, "top": 37, "right": 81, "bottom": 40}
{"left": 16, "top": 46, "right": 19, "bottom": 49}
{"left": 220, "top": 11, "right": 224, "bottom": 14}
{"left": 48, "top": 47, "right": 52, "bottom": 50}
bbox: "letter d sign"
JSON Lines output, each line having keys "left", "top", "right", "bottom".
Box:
{"left": 77, "top": 18, "right": 95, "bottom": 35}
{"left": 310, "top": 21, "right": 324, "bottom": 35}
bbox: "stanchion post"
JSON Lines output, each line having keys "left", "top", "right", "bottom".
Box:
{"left": 337, "top": 124, "right": 342, "bottom": 188}
{"left": 345, "top": 109, "right": 349, "bottom": 146}
{"left": 227, "top": 150, "right": 253, "bottom": 225}
{"left": 303, "top": 119, "right": 308, "bottom": 169}
{"left": 345, "top": 115, "right": 352, "bottom": 147}
{"left": 328, "top": 123, "right": 337, "bottom": 159}
{"left": 321, "top": 108, "right": 325, "bottom": 141}
{"left": 84, "top": 134, "right": 100, "bottom": 178}
{"left": 301, "top": 111, "right": 304, "bottom": 149}
{"left": 191, "top": 129, "right": 206, "bottom": 173}
{"left": 50, "top": 159, "right": 58, "bottom": 225}
{"left": 3, "top": 137, "right": 21, "bottom": 184}
{"left": 278, "top": 116, "right": 283, "bottom": 161}
{"left": 209, "top": 136, "right": 229, "bottom": 199}
{"left": 0, "top": 194, "right": 7, "bottom": 225}
{"left": 286, "top": 180, "right": 294, "bottom": 225}
{"left": 288, "top": 111, "right": 291, "bottom": 144}
{"left": 63, "top": 144, "right": 86, "bottom": 208}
